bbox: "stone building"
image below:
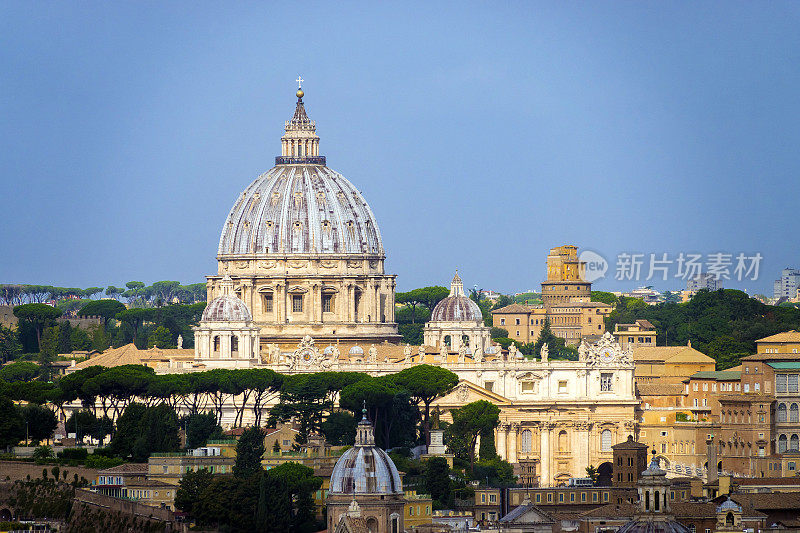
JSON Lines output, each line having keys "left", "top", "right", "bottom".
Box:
{"left": 423, "top": 272, "right": 491, "bottom": 354}
{"left": 209, "top": 86, "right": 399, "bottom": 348}
{"left": 540, "top": 245, "right": 591, "bottom": 307}
{"left": 193, "top": 275, "right": 261, "bottom": 367}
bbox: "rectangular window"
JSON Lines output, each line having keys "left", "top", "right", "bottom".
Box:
{"left": 292, "top": 294, "right": 303, "bottom": 313}
{"left": 481, "top": 494, "right": 486, "bottom": 503}
{"left": 322, "top": 294, "right": 332, "bottom": 313}
{"left": 515, "top": 318, "right": 520, "bottom": 325}
{"left": 484, "top": 381, "right": 494, "bottom": 392}
{"left": 789, "top": 374, "right": 799, "bottom": 393}
{"left": 703, "top": 383, "right": 708, "bottom": 391}
{"left": 601, "top": 373, "right": 613, "bottom": 392}
{"left": 263, "top": 293, "right": 273, "bottom": 312}
{"left": 489, "top": 494, "right": 496, "bottom": 503}
{"left": 500, "top": 319, "right": 505, "bottom": 325}
{"left": 581, "top": 492, "right": 586, "bottom": 502}
{"left": 754, "top": 383, "right": 760, "bottom": 391}
{"left": 547, "top": 493, "right": 552, "bottom": 502}
{"left": 570, "top": 493, "right": 575, "bottom": 502}
{"left": 744, "top": 384, "right": 750, "bottom": 393}
{"left": 558, "top": 381, "right": 568, "bottom": 393}
{"left": 559, "top": 493, "right": 564, "bottom": 502}
{"left": 777, "top": 374, "right": 788, "bottom": 393}
{"left": 535, "top": 494, "right": 541, "bottom": 503}
{"left": 521, "top": 381, "right": 534, "bottom": 392}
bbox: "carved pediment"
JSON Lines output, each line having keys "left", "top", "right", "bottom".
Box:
{"left": 434, "top": 380, "right": 512, "bottom": 408}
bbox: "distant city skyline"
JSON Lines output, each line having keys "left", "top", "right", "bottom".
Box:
{"left": 2, "top": 3, "right": 798, "bottom": 295}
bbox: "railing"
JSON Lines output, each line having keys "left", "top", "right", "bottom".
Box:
{"left": 275, "top": 156, "right": 326, "bottom": 165}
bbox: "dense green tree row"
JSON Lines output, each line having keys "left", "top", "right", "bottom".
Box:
{"left": 600, "top": 289, "right": 800, "bottom": 369}
{"left": 0, "top": 281, "right": 206, "bottom": 307}
{"left": 0, "top": 363, "right": 459, "bottom": 454}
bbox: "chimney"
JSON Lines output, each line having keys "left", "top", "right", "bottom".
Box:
{"left": 706, "top": 435, "right": 718, "bottom": 485}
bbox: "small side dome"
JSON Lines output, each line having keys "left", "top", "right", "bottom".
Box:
{"left": 329, "top": 408, "right": 403, "bottom": 495}
{"left": 430, "top": 271, "right": 483, "bottom": 322}
{"left": 201, "top": 276, "right": 252, "bottom": 322}
{"left": 349, "top": 346, "right": 364, "bottom": 356}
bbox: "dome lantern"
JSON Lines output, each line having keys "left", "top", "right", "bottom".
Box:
{"left": 278, "top": 80, "right": 324, "bottom": 165}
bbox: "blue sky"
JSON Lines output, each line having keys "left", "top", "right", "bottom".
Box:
{"left": 1, "top": 2, "right": 798, "bottom": 295}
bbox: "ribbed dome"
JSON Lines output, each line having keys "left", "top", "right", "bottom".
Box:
{"left": 430, "top": 271, "right": 483, "bottom": 322}
{"left": 218, "top": 165, "right": 383, "bottom": 256}
{"left": 329, "top": 446, "right": 403, "bottom": 494}
{"left": 202, "top": 295, "right": 252, "bottom": 322}
{"left": 201, "top": 276, "right": 252, "bottom": 322}
{"left": 431, "top": 295, "right": 483, "bottom": 322}
{"left": 329, "top": 410, "right": 402, "bottom": 495}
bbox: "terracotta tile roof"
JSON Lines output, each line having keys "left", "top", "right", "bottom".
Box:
{"left": 632, "top": 346, "right": 715, "bottom": 364}
{"left": 579, "top": 503, "right": 636, "bottom": 519}
{"left": 741, "top": 352, "right": 800, "bottom": 361}
{"left": 491, "top": 303, "right": 534, "bottom": 314}
{"left": 687, "top": 370, "right": 741, "bottom": 380}
{"left": 729, "top": 492, "right": 800, "bottom": 511}
{"left": 612, "top": 436, "right": 648, "bottom": 450}
{"left": 755, "top": 331, "right": 800, "bottom": 343}
{"left": 672, "top": 502, "right": 717, "bottom": 518}
{"left": 734, "top": 477, "right": 800, "bottom": 486}
{"left": 636, "top": 383, "right": 685, "bottom": 396}
{"left": 97, "top": 463, "right": 148, "bottom": 475}
{"left": 72, "top": 343, "right": 143, "bottom": 369}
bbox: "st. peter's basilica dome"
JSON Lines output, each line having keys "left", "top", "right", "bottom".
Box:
{"left": 217, "top": 91, "right": 383, "bottom": 257}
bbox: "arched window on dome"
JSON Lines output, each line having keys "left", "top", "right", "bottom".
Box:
{"left": 601, "top": 429, "right": 612, "bottom": 452}
{"left": 520, "top": 429, "right": 532, "bottom": 453}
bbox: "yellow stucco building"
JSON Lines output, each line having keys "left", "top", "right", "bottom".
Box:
{"left": 492, "top": 245, "right": 610, "bottom": 346}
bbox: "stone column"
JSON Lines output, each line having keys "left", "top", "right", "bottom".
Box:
{"left": 540, "top": 424, "right": 551, "bottom": 485}
{"left": 496, "top": 424, "right": 507, "bottom": 460}
{"left": 388, "top": 281, "right": 396, "bottom": 322}
{"left": 374, "top": 280, "right": 381, "bottom": 323}
{"left": 311, "top": 283, "right": 320, "bottom": 323}
{"left": 222, "top": 332, "right": 231, "bottom": 359}
{"left": 508, "top": 423, "right": 518, "bottom": 464}
{"left": 275, "top": 283, "right": 285, "bottom": 324}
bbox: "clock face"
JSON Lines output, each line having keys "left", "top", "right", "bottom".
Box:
{"left": 600, "top": 348, "right": 615, "bottom": 363}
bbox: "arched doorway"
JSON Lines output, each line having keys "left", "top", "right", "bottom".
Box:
{"left": 0, "top": 508, "right": 12, "bottom": 522}
{"left": 597, "top": 461, "right": 613, "bottom": 486}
